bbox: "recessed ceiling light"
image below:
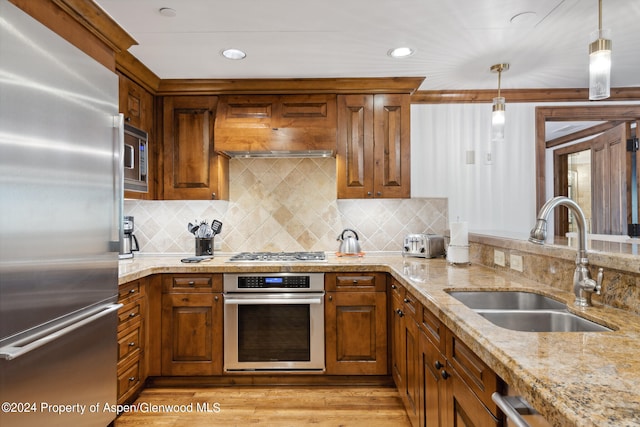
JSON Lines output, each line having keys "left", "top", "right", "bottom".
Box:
{"left": 158, "top": 7, "right": 176, "bottom": 17}
{"left": 221, "top": 48, "right": 247, "bottom": 60}
{"left": 388, "top": 47, "right": 415, "bottom": 58}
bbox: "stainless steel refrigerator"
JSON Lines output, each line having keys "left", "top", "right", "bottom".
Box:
{"left": 0, "top": 1, "right": 122, "bottom": 426}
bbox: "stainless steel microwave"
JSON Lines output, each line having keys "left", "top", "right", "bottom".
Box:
{"left": 123, "top": 124, "right": 148, "bottom": 193}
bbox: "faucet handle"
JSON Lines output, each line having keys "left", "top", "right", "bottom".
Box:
{"left": 595, "top": 268, "right": 604, "bottom": 295}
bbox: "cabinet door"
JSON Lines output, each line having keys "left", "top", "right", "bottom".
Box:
{"left": 420, "top": 329, "right": 449, "bottom": 427}
{"left": 161, "top": 292, "right": 223, "bottom": 376}
{"left": 162, "top": 96, "right": 229, "bottom": 200}
{"left": 449, "top": 370, "right": 501, "bottom": 427}
{"left": 403, "top": 315, "right": 421, "bottom": 427}
{"left": 390, "top": 283, "right": 406, "bottom": 390}
{"left": 373, "top": 94, "right": 411, "bottom": 198}
{"left": 337, "top": 94, "right": 374, "bottom": 198}
{"left": 325, "top": 291, "right": 387, "bottom": 374}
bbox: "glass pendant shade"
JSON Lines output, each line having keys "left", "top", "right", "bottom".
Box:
{"left": 589, "top": 30, "right": 611, "bottom": 100}
{"left": 491, "top": 97, "right": 505, "bottom": 142}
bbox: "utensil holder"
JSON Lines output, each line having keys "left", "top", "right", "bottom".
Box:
{"left": 195, "top": 237, "right": 214, "bottom": 256}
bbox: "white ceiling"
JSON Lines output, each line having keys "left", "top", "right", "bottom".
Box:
{"left": 95, "top": 0, "right": 640, "bottom": 91}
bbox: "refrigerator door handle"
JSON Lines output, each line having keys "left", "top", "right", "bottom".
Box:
{"left": 0, "top": 303, "right": 122, "bottom": 361}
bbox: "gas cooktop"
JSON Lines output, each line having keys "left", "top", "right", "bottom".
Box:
{"left": 227, "top": 251, "right": 327, "bottom": 262}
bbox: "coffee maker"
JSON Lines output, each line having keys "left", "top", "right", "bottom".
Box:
{"left": 120, "top": 215, "right": 139, "bottom": 259}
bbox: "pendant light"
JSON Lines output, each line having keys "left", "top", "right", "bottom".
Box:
{"left": 490, "top": 63, "right": 509, "bottom": 142}
{"left": 589, "top": 0, "right": 611, "bottom": 100}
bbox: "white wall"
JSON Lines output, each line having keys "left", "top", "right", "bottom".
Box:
{"left": 410, "top": 103, "right": 537, "bottom": 235}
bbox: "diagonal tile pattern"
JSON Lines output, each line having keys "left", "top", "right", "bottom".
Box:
{"left": 125, "top": 158, "right": 448, "bottom": 254}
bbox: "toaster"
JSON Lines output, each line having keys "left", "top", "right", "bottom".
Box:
{"left": 402, "top": 234, "right": 445, "bottom": 258}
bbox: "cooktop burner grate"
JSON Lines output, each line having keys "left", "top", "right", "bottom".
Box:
{"left": 228, "top": 251, "right": 327, "bottom": 262}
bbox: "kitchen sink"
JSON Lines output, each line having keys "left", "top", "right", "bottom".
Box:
{"left": 476, "top": 309, "right": 612, "bottom": 332}
{"left": 447, "top": 290, "right": 613, "bottom": 332}
{"left": 447, "top": 290, "right": 566, "bottom": 310}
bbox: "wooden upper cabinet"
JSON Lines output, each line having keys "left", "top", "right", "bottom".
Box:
{"left": 162, "top": 96, "right": 229, "bottom": 200}
{"left": 337, "top": 94, "right": 410, "bottom": 199}
{"left": 214, "top": 94, "right": 337, "bottom": 153}
{"left": 119, "top": 72, "right": 155, "bottom": 200}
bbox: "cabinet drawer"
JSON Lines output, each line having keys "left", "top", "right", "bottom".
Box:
{"left": 447, "top": 333, "right": 502, "bottom": 417}
{"left": 402, "top": 290, "right": 420, "bottom": 320}
{"left": 118, "top": 298, "right": 144, "bottom": 331}
{"left": 326, "top": 272, "right": 386, "bottom": 292}
{"left": 117, "top": 358, "right": 142, "bottom": 401}
{"left": 118, "top": 280, "right": 144, "bottom": 303}
{"left": 389, "top": 280, "right": 405, "bottom": 300}
{"left": 421, "top": 306, "right": 445, "bottom": 352}
{"left": 163, "top": 274, "right": 222, "bottom": 293}
{"left": 117, "top": 322, "right": 143, "bottom": 363}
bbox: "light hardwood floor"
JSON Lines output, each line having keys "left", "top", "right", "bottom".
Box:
{"left": 114, "top": 386, "right": 411, "bottom": 426}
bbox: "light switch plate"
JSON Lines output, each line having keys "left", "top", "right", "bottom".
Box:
{"left": 494, "top": 250, "right": 506, "bottom": 267}
{"left": 510, "top": 254, "right": 524, "bottom": 272}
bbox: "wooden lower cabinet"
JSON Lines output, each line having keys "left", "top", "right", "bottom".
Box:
{"left": 116, "top": 279, "right": 147, "bottom": 404}
{"left": 324, "top": 273, "right": 387, "bottom": 375}
{"left": 390, "top": 281, "right": 504, "bottom": 427}
{"left": 160, "top": 274, "right": 223, "bottom": 376}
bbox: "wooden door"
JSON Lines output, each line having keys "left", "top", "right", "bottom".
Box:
{"left": 163, "top": 96, "right": 228, "bottom": 200}
{"left": 161, "top": 292, "right": 223, "bottom": 376}
{"left": 592, "top": 123, "right": 628, "bottom": 234}
{"left": 325, "top": 291, "right": 387, "bottom": 374}
{"left": 337, "top": 94, "right": 374, "bottom": 198}
{"left": 373, "top": 94, "right": 411, "bottom": 198}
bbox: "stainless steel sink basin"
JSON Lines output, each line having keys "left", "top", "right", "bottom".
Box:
{"left": 476, "top": 309, "right": 612, "bottom": 332}
{"left": 447, "top": 291, "right": 566, "bottom": 310}
{"left": 447, "top": 290, "right": 613, "bottom": 332}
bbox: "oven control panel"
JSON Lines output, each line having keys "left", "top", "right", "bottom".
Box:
{"left": 238, "top": 275, "right": 310, "bottom": 289}
{"left": 224, "top": 273, "right": 325, "bottom": 292}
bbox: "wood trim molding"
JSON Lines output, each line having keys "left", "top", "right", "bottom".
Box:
{"left": 156, "top": 77, "right": 426, "bottom": 96}
{"left": 535, "top": 104, "right": 640, "bottom": 211}
{"left": 411, "top": 87, "right": 640, "bottom": 104}
{"left": 116, "top": 50, "right": 161, "bottom": 94}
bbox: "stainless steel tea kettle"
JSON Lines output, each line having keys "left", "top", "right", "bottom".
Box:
{"left": 337, "top": 229, "right": 361, "bottom": 254}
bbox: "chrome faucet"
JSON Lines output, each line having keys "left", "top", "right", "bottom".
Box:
{"left": 529, "top": 196, "right": 604, "bottom": 307}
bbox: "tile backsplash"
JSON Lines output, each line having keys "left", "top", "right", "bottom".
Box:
{"left": 125, "top": 158, "right": 448, "bottom": 254}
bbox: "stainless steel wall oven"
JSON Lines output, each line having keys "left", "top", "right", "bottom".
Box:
{"left": 223, "top": 273, "right": 325, "bottom": 372}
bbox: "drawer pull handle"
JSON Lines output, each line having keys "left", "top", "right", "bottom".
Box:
{"left": 129, "top": 289, "right": 136, "bottom": 294}
{"left": 391, "top": 284, "right": 397, "bottom": 289}
{"left": 214, "top": 296, "right": 219, "bottom": 302}
{"left": 128, "top": 312, "right": 136, "bottom": 318}
{"left": 404, "top": 298, "right": 411, "bottom": 303}
{"left": 352, "top": 279, "right": 358, "bottom": 284}
{"left": 396, "top": 309, "right": 404, "bottom": 317}
{"left": 188, "top": 281, "right": 195, "bottom": 286}
{"left": 128, "top": 377, "right": 137, "bottom": 382}
{"left": 491, "top": 393, "right": 533, "bottom": 427}
{"left": 128, "top": 342, "right": 136, "bottom": 347}
{"left": 440, "top": 370, "right": 450, "bottom": 380}
{"left": 434, "top": 361, "right": 443, "bottom": 370}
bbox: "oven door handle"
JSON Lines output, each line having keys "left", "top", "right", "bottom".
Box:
{"left": 224, "top": 296, "right": 324, "bottom": 305}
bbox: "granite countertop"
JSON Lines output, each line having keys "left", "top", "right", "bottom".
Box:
{"left": 119, "top": 252, "right": 640, "bottom": 427}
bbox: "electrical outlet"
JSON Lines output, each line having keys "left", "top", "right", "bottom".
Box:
{"left": 510, "top": 254, "right": 524, "bottom": 272}
{"left": 494, "top": 250, "right": 505, "bottom": 267}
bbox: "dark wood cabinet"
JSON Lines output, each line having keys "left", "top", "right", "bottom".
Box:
{"left": 215, "top": 94, "right": 337, "bottom": 153}
{"left": 117, "top": 279, "right": 147, "bottom": 404}
{"left": 118, "top": 72, "right": 155, "bottom": 200}
{"left": 162, "top": 96, "right": 229, "bottom": 200}
{"left": 324, "top": 273, "right": 387, "bottom": 375}
{"left": 160, "top": 274, "right": 223, "bottom": 376}
{"left": 390, "top": 281, "right": 504, "bottom": 427}
{"left": 337, "top": 94, "right": 411, "bottom": 198}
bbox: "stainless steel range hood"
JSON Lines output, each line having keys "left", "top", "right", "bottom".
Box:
{"left": 222, "top": 150, "right": 335, "bottom": 158}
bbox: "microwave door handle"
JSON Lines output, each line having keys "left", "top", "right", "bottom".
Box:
{"left": 123, "top": 143, "right": 135, "bottom": 169}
